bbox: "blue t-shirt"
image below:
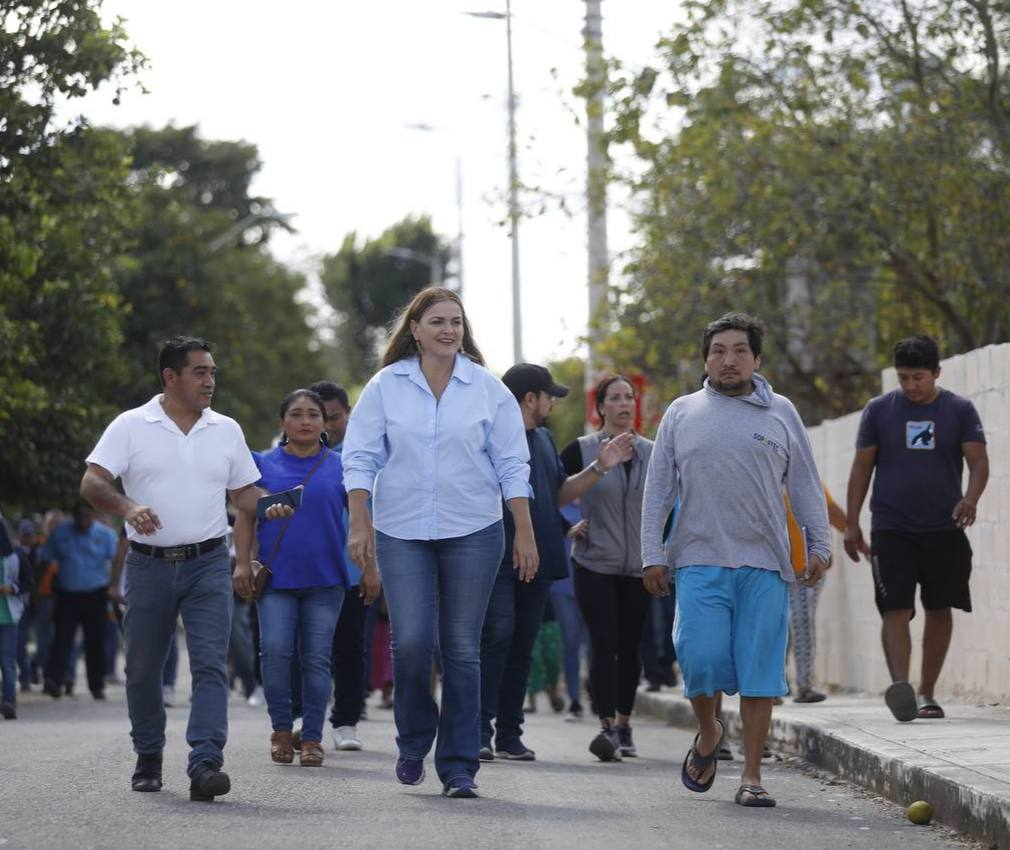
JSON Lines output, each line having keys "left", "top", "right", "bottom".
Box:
{"left": 254, "top": 446, "right": 349, "bottom": 590}
{"left": 41, "top": 521, "right": 117, "bottom": 593}
{"left": 501, "top": 427, "right": 568, "bottom": 582}
{"left": 856, "top": 388, "right": 986, "bottom": 533}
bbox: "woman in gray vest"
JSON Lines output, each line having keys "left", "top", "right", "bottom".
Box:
{"left": 560, "top": 375, "right": 654, "bottom": 762}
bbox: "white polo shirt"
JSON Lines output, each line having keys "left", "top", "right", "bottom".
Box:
{"left": 87, "top": 395, "right": 260, "bottom": 547}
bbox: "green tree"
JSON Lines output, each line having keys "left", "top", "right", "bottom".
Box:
{"left": 114, "top": 125, "right": 321, "bottom": 450}
{"left": 545, "top": 357, "right": 587, "bottom": 450}
{"left": 599, "top": 0, "right": 1010, "bottom": 423}
{"left": 320, "top": 215, "right": 452, "bottom": 385}
{"left": 0, "top": 1, "right": 143, "bottom": 511}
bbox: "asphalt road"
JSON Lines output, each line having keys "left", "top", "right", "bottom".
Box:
{"left": 0, "top": 679, "right": 976, "bottom": 850}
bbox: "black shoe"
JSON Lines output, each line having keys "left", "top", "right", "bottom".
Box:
{"left": 189, "top": 762, "right": 231, "bottom": 802}
{"left": 132, "top": 753, "right": 163, "bottom": 792}
{"left": 63, "top": 681, "right": 74, "bottom": 696}
{"left": 92, "top": 691, "right": 106, "bottom": 701}
{"left": 0, "top": 702, "right": 16, "bottom": 720}
{"left": 43, "top": 679, "right": 61, "bottom": 699}
{"left": 589, "top": 726, "right": 622, "bottom": 762}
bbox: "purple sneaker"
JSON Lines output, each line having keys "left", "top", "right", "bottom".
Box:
{"left": 395, "top": 757, "right": 425, "bottom": 786}
{"left": 442, "top": 776, "right": 479, "bottom": 798}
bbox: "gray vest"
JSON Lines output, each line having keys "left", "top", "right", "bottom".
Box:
{"left": 571, "top": 431, "right": 653, "bottom": 577}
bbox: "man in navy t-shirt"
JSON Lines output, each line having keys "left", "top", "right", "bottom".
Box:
{"left": 845, "top": 335, "right": 988, "bottom": 722}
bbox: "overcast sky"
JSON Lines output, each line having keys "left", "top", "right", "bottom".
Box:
{"left": 75, "top": 1, "right": 678, "bottom": 374}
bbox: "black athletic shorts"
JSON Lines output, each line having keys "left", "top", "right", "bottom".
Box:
{"left": 870, "top": 529, "right": 972, "bottom": 616}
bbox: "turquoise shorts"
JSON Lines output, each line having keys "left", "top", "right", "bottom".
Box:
{"left": 674, "top": 565, "right": 789, "bottom": 698}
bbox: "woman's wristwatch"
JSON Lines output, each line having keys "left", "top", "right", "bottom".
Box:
{"left": 589, "top": 459, "right": 607, "bottom": 476}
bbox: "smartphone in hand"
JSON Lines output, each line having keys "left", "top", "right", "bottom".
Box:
{"left": 257, "top": 485, "right": 304, "bottom": 520}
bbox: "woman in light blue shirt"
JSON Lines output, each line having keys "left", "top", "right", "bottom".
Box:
{"left": 343, "top": 286, "right": 537, "bottom": 799}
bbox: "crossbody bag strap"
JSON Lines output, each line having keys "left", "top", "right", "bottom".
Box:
{"left": 261, "top": 448, "right": 332, "bottom": 568}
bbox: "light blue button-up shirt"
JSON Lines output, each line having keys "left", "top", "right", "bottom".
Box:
{"left": 342, "top": 354, "right": 532, "bottom": 541}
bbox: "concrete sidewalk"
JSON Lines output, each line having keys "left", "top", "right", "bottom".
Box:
{"left": 636, "top": 688, "right": 1010, "bottom": 850}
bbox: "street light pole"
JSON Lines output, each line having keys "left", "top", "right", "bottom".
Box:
{"left": 466, "top": 6, "right": 523, "bottom": 363}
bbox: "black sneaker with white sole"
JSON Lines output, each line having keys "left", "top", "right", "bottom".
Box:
{"left": 495, "top": 740, "right": 535, "bottom": 761}
{"left": 589, "top": 726, "right": 622, "bottom": 762}
{"left": 615, "top": 723, "right": 637, "bottom": 757}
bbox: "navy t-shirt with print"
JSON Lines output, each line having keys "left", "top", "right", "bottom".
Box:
{"left": 856, "top": 388, "right": 986, "bottom": 533}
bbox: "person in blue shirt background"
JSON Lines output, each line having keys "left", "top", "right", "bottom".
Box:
{"left": 309, "top": 379, "right": 371, "bottom": 753}
{"left": 343, "top": 286, "right": 537, "bottom": 799}
{"left": 41, "top": 502, "right": 118, "bottom": 701}
{"left": 234, "top": 388, "right": 380, "bottom": 768}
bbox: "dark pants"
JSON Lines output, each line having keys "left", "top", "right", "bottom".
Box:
{"left": 229, "top": 598, "right": 257, "bottom": 698}
{"left": 330, "top": 586, "right": 367, "bottom": 728}
{"left": 641, "top": 591, "right": 677, "bottom": 685}
{"left": 479, "top": 570, "right": 552, "bottom": 747}
{"left": 45, "top": 588, "right": 107, "bottom": 697}
{"left": 124, "top": 546, "right": 232, "bottom": 775}
{"left": 573, "top": 566, "right": 650, "bottom": 720}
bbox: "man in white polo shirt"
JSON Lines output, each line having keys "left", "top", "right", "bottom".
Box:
{"left": 81, "top": 336, "right": 276, "bottom": 802}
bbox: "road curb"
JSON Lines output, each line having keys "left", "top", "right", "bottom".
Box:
{"left": 636, "top": 689, "right": 1010, "bottom": 850}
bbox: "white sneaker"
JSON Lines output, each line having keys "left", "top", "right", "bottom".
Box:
{"left": 332, "top": 725, "right": 362, "bottom": 751}
{"left": 246, "top": 685, "right": 265, "bottom": 707}
{"left": 162, "top": 685, "right": 175, "bottom": 708}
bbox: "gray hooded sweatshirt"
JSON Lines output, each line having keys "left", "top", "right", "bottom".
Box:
{"left": 640, "top": 374, "right": 830, "bottom": 582}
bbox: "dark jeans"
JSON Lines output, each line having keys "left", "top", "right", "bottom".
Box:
{"left": 550, "top": 588, "right": 587, "bottom": 703}
{"left": 330, "top": 586, "right": 368, "bottom": 728}
{"left": 0, "top": 623, "right": 17, "bottom": 704}
{"left": 31, "top": 596, "right": 55, "bottom": 674}
{"left": 123, "top": 546, "right": 232, "bottom": 776}
{"left": 641, "top": 591, "right": 677, "bottom": 685}
{"left": 229, "top": 597, "right": 257, "bottom": 698}
{"left": 17, "top": 610, "right": 32, "bottom": 685}
{"left": 45, "top": 588, "right": 107, "bottom": 696}
{"left": 479, "top": 570, "right": 552, "bottom": 747}
{"left": 573, "top": 566, "right": 650, "bottom": 720}
{"left": 376, "top": 521, "right": 503, "bottom": 784}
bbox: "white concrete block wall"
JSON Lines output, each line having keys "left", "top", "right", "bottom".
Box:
{"left": 809, "top": 343, "right": 1010, "bottom": 703}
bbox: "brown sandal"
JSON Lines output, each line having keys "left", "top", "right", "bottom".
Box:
{"left": 300, "top": 740, "right": 324, "bottom": 767}
{"left": 270, "top": 730, "right": 294, "bottom": 764}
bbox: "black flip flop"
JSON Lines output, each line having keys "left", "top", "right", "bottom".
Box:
{"left": 885, "top": 681, "right": 918, "bottom": 721}
{"left": 916, "top": 696, "right": 945, "bottom": 719}
{"left": 735, "top": 783, "right": 777, "bottom": 807}
{"left": 681, "top": 719, "right": 723, "bottom": 793}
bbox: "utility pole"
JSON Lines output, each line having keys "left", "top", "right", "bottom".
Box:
{"left": 505, "top": 0, "right": 523, "bottom": 362}
{"left": 584, "top": 0, "right": 607, "bottom": 400}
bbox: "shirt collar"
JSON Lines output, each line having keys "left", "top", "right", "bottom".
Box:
{"left": 393, "top": 354, "right": 475, "bottom": 390}
{"left": 143, "top": 394, "right": 221, "bottom": 427}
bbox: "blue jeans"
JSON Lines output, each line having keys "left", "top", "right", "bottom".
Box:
{"left": 480, "top": 570, "right": 551, "bottom": 747}
{"left": 123, "top": 546, "right": 233, "bottom": 775}
{"left": 0, "top": 623, "right": 18, "bottom": 704}
{"left": 257, "top": 585, "right": 343, "bottom": 743}
{"left": 549, "top": 588, "right": 586, "bottom": 704}
{"left": 376, "top": 521, "right": 504, "bottom": 784}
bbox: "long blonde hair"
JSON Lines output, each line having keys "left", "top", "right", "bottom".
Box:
{"left": 381, "top": 287, "right": 486, "bottom": 367}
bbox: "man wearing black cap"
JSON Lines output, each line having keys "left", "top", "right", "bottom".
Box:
{"left": 479, "top": 363, "right": 634, "bottom": 761}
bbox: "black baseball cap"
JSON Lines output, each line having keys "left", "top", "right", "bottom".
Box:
{"left": 502, "top": 363, "right": 570, "bottom": 401}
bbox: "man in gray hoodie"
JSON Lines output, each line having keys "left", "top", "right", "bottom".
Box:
{"left": 641, "top": 313, "right": 830, "bottom": 808}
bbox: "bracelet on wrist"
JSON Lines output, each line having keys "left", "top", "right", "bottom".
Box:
{"left": 590, "top": 460, "right": 606, "bottom": 476}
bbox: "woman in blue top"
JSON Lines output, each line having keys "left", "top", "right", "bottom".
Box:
{"left": 234, "top": 388, "right": 379, "bottom": 767}
{"left": 343, "top": 286, "right": 537, "bottom": 798}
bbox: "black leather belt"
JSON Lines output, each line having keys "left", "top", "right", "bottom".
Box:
{"left": 130, "top": 536, "right": 225, "bottom": 561}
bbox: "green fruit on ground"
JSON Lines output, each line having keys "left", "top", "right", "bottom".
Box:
{"left": 907, "top": 800, "right": 933, "bottom": 825}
